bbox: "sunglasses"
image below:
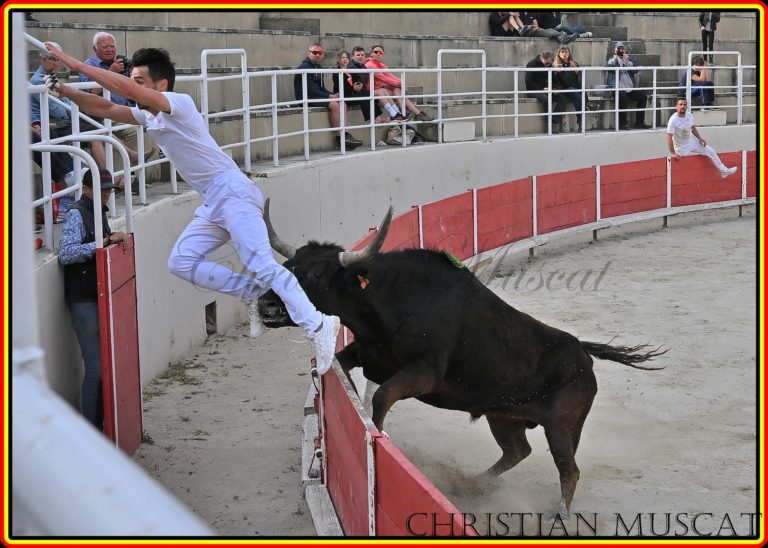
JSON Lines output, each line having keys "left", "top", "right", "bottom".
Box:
{"left": 309, "top": 50, "right": 325, "bottom": 55}
{"left": 372, "top": 50, "right": 384, "bottom": 54}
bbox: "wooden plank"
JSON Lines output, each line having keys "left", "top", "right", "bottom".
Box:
{"left": 302, "top": 414, "right": 321, "bottom": 487}
{"left": 305, "top": 484, "right": 344, "bottom": 537}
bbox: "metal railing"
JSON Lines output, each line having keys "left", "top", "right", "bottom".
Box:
{"left": 25, "top": 35, "right": 756, "bottom": 248}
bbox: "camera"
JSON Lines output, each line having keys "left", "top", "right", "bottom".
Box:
{"left": 116, "top": 54, "right": 133, "bottom": 75}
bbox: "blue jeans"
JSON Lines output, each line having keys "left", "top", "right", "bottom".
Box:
{"left": 69, "top": 301, "right": 103, "bottom": 429}
{"left": 555, "top": 23, "right": 586, "bottom": 35}
{"left": 691, "top": 81, "right": 715, "bottom": 105}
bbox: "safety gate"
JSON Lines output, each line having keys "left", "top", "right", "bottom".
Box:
{"left": 96, "top": 234, "right": 142, "bottom": 455}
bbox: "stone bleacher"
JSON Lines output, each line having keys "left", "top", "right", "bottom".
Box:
{"left": 25, "top": 10, "right": 757, "bottom": 162}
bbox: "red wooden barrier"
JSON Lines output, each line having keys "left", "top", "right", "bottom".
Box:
{"left": 537, "top": 167, "right": 597, "bottom": 234}
{"left": 601, "top": 159, "right": 667, "bottom": 218}
{"left": 421, "top": 193, "right": 474, "bottom": 260}
{"left": 476, "top": 177, "right": 534, "bottom": 253}
{"left": 323, "top": 372, "right": 376, "bottom": 536}
{"left": 746, "top": 150, "right": 757, "bottom": 198}
{"left": 671, "top": 152, "right": 743, "bottom": 206}
{"left": 97, "top": 235, "right": 142, "bottom": 456}
{"left": 375, "top": 438, "right": 476, "bottom": 536}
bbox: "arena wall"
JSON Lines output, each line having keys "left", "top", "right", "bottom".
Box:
{"left": 34, "top": 126, "right": 755, "bottom": 408}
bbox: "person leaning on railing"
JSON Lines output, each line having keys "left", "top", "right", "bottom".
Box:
{"left": 58, "top": 168, "right": 127, "bottom": 431}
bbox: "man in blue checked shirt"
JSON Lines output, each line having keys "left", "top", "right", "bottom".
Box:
{"left": 59, "top": 168, "right": 126, "bottom": 429}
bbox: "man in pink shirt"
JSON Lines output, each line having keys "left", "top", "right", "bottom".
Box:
{"left": 365, "top": 45, "right": 433, "bottom": 122}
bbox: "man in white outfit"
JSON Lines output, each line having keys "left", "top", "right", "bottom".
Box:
{"left": 43, "top": 44, "right": 341, "bottom": 375}
{"left": 666, "top": 98, "right": 738, "bottom": 178}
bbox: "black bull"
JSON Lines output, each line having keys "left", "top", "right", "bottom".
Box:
{"left": 257, "top": 201, "right": 665, "bottom": 518}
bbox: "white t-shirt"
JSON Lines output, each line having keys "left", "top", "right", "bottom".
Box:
{"left": 131, "top": 92, "right": 239, "bottom": 194}
{"left": 666, "top": 111, "right": 696, "bottom": 152}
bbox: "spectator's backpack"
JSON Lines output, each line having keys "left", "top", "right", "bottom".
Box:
{"left": 385, "top": 124, "right": 425, "bottom": 145}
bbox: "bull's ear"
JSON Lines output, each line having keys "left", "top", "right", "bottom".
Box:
{"left": 344, "top": 267, "right": 372, "bottom": 292}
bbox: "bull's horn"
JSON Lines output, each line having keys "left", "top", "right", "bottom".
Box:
{"left": 263, "top": 198, "right": 297, "bottom": 259}
{"left": 339, "top": 206, "right": 394, "bottom": 267}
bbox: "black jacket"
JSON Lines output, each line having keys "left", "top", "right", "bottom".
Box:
{"left": 699, "top": 12, "right": 720, "bottom": 30}
{"left": 294, "top": 57, "right": 331, "bottom": 101}
{"left": 63, "top": 195, "right": 112, "bottom": 302}
{"left": 525, "top": 57, "right": 550, "bottom": 91}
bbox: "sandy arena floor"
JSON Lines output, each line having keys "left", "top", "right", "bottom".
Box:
{"left": 136, "top": 206, "right": 758, "bottom": 538}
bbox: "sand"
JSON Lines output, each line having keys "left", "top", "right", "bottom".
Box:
{"left": 135, "top": 206, "right": 757, "bottom": 538}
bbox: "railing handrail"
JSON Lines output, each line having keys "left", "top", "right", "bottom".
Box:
{"left": 27, "top": 34, "right": 756, "bottom": 249}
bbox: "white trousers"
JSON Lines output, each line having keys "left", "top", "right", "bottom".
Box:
{"left": 167, "top": 169, "right": 322, "bottom": 333}
{"left": 678, "top": 139, "right": 728, "bottom": 173}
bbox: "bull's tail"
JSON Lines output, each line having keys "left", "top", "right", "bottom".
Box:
{"left": 581, "top": 340, "right": 667, "bottom": 370}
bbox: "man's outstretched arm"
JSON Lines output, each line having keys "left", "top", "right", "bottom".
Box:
{"left": 44, "top": 41, "right": 171, "bottom": 116}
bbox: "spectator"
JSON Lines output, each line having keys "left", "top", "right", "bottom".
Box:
{"left": 530, "top": 11, "right": 593, "bottom": 37}
{"left": 489, "top": 11, "right": 525, "bottom": 36}
{"left": 604, "top": 41, "right": 650, "bottom": 130}
{"left": 699, "top": 12, "right": 720, "bottom": 63}
{"left": 332, "top": 48, "right": 383, "bottom": 124}
{"left": 365, "top": 45, "right": 433, "bottom": 122}
{"left": 80, "top": 32, "right": 154, "bottom": 171}
{"left": 47, "top": 43, "right": 342, "bottom": 376}
{"left": 518, "top": 12, "right": 578, "bottom": 45}
{"left": 58, "top": 168, "right": 127, "bottom": 429}
{"left": 29, "top": 43, "right": 108, "bottom": 183}
{"left": 553, "top": 46, "right": 598, "bottom": 132}
{"left": 525, "top": 51, "right": 567, "bottom": 134}
{"left": 294, "top": 42, "right": 363, "bottom": 150}
{"left": 679, "top": 56, "right": 715, "bottom": 107}
{"left": 666, "top": 98, "right": 737, "bottom": 178}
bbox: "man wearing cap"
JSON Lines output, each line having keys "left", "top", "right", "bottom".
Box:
{"left": 605, "top": 41, "right": 651, "bottom": 130}
{"left": 59, "top": 168, "right": 126, "bottom": 429}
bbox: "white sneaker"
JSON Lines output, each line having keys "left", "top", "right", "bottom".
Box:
{"left": 309, "top": 314, "right": 341, "bottom": 375}
{"left": 244, "top": 298, "right": 266, "bottom": 338}
{"left": 581, "top": 31, "right": 594, "bottom": 38}
{"left": 720, "top": 166, "right": 738, "bottom": 178}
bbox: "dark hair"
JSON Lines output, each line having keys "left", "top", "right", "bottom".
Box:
{"left": 131, "top": 48, "right": 176, "bottom": 91}
{"left": 371, "top": 44, "right": 384, "bottom": 53}
{"left": 352, "top": 46, "right": 366, "bottom": 55}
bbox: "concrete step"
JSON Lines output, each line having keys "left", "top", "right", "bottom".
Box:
{"left": 259, "top": 15, "right": 320, "bottom": 35}
{"left": 692, "top": 108, "right": 728, "bottom": 127}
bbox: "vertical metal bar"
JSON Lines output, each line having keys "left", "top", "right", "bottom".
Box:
{"left": 272, "top": 74, "right": 279, "bottom": 167}
{"left": 472, "top": 188, "right": 478, "bottom": 256}
{"left": 302, "top": 74, "right": 310, "bottom": 160}
{"left": 366, "top": 431, "right": 376, "bottom": 536}
{"left": 200, "top": 52, "right": 210, "bottom": 130}
{"left": 532, "top": 175, "right": 538, "bottom": 238}
{"left": 241, "top": 51, "right": 251, "bottom": 173}
{"left": 417, "top": 205, "right": 424, "bottom": 249}
{"left": 742, "top": 149, "right": 748, "bottom": 199}
{"left": 481, "top": 51, "right": 487, "bottom": 140}
{"left": 596, "top": 165, "right": 602, "bottom": 221}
